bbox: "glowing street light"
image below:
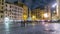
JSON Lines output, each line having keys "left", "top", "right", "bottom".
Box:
{"left": 4, "top": 17, "right": 10, "bottom": 29}
{"left": 4, "top": 17, "right": 9, "bottom": 22}
{"left": 44, "top": 13, "right": 48, "bottom": 18}
{"left": 32, "top": 16, "right": 36, "bottom": 20}
{"left": 52, "top": 3, "right": 57, "bottom": 8}
{"left": 32, "top": 16, "right": 36, "bottom": 19}
{"left": 24, "top": 15, "right": 27, "bottom": 18}
{"left": 23, "top": 15, "right": 27, "bottom": 20}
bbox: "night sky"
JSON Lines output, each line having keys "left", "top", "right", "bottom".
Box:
{"left": 6, "top": 0, "right": 56, "bottom": 9}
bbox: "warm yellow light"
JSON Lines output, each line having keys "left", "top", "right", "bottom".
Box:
{"left": 32, "top": 16, "right": 36, "bottom": 19}
{"left": 24, "top": 15, "right": 27, "bottom": 17}
{"left": 44, "top": 13, "right": 48, "bottom": 18}
{"left": 23, "top": 15, "right": 27, "bottom": 20}
{"left": 32, "top": 16, "right": 36, "bottom": 20}
{"left": 56, "top": 4, "right": 58, "bottom": 16}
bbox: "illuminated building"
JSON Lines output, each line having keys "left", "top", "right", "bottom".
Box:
{"left": 56, "top": 0, "right": 60, "bottom": 20}
{"left": 4, "top": 3, "right": 23, "bottom": 21}
{"left": 45, "top": 4, "right": 58, "bottom": 20}
{"left": 31, "top": 8, "right": 45, "bottom": 20}
{"left": 14, "top": 1, "right": 28, "bottom": 20}
{"left": 45, "top": 5, "right": 51, "bottom": 20}
{"left": 0, "top": 0, "right": 5, "bottom": 22}
{"left": 23, "top": 5, "right": 28, "bottom": 20}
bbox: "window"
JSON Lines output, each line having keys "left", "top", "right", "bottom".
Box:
{"left": 9, "top": 10, "right": 11, "bottom": 11}
{"left": 14, "top": 16, "right": 16, "bottom": 18}
{"left": 13, "top": 10, "right": 17, "bottom": 12}
{"left": 12, "top": 13, "right": 13, "bottom": 15}
{"left": 1, "top": 15, "right": 3, "bottom": 18}
{"left": 8, "top": 14, "right": 9, "bottom": 16}
{"left": 10, "top": 16, "right": 11, "bottom": 18}
{"left": 20, "top": 8, "right": 22, "bottom": 10}
{"left": 0, "top": 11, "right": 3, "bottom": 13}
{"left": 6, "top": 5, "right": 7, "bottom": 7}
{"left": 1, "top": 7, "right": 3, "bottom": 9}
{"left": 5, "top": 9, "right": 7, "bottom": 11}
{"left": 15, "top": 7, "right": 17, "bottom": 9}
{"left": 2, "top": 0, "right": 4, "bottom": 2}
{"left": 10, "top": 6, "right": 11, "bottom": 8}
{"left": 13, "top": 13, "right": 16, "bottom": 15}
{"left": 0, "top": 2, "right": 1, "bottom": 4}
{"left": 6, "top": 11, "right": 7, "bottom": 14}
{"left": 2, "top": 3, "right": 4, "bottom": 5}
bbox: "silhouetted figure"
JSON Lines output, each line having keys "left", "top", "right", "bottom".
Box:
{"left": 21, "top": 21, "right": 25, "bottom": 27}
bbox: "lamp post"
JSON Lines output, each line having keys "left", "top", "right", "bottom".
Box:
{"left": 51, "top": 3, "right": 57, "bottom": 20}
{"left": 52, "top": 3, "right": 57, "bottom": 8}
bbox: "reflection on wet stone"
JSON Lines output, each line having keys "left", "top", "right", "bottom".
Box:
{"left": 0, "top": 22, "right": 60, "bottom": 34}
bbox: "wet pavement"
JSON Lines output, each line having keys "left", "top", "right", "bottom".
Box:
{"left": 0, "top": 22, "right": 60, "bottom": 34}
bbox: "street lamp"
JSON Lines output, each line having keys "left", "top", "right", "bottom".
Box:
{"left": 32, "top": 16, "right": 35, "bottom": 19}
{"left": 32, "top": 15, "right": 36, "bottom": 20}
{"left": 4, "top": 17, "right": 10, "bottom": 29}
{"left": 23, "top": 15, "right": 27, "bottom": 20}
{"left": 24, "top": 15, "right": 27, "bottom": 18}
{"left": 44, "top": 13, "right": 48, "bottom": 18}
{"left": 4, "top": 17, "right": 10, "bottom": 23}
{"left": 51, "top": 3, "right": 58, "bottom": 20}
{"left": 4, "top": 17, "right": 9, "bottom": 22}
{"left": 52, "top": 3, "right": 57, "bottom": 8}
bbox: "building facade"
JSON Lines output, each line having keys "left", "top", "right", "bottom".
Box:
{"left": 45, "top": 5, "right": 52, "bottom": 20}
{"left": 4, "top": 3, "right": 23, "bottom": 21}
{"left": 0, "top": 0, "right": 28, "bottom": 22}
{"left": 23, "top": 5, "right": 28, "bottom": 20}
{"left": 16, "top": 1, "right": 28, "bottom": 20}
{"left": 31, "top": 8, "right": 45, "bottom": 20}
{"left": 45, "top": 3, "right": 58, "bottom": 20}
{"left": 0, "top": 0, "right": 5, "bottom": 22}
{"left": 56, "top": 0, "right": 60, "bottom": 20}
